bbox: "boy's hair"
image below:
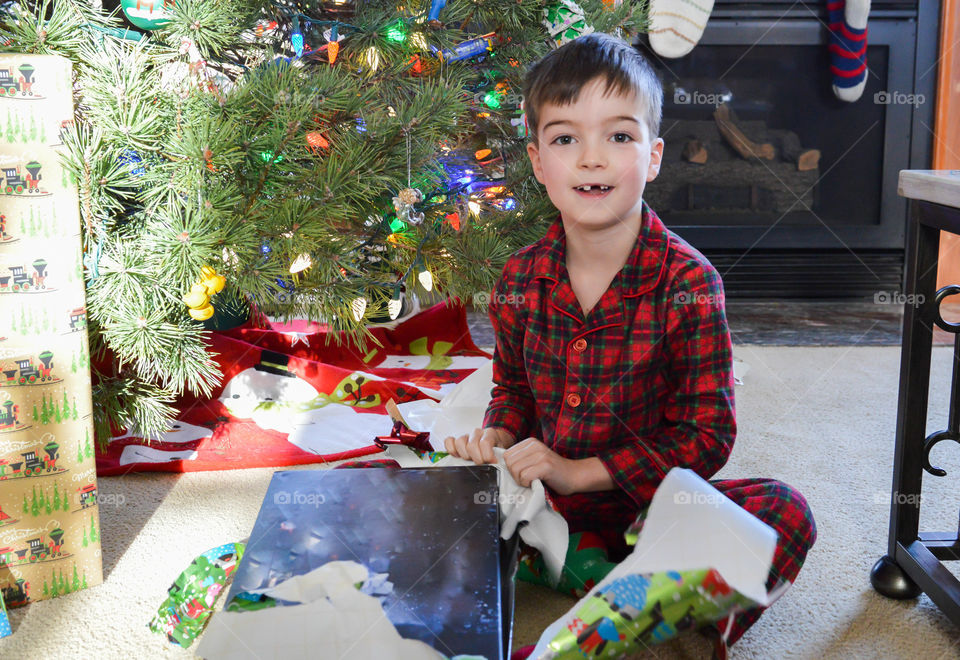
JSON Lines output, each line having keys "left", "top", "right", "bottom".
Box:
{"left": 522, "top": 33, "right": 663, "bottom": 143}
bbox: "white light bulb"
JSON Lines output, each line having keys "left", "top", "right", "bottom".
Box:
{"left": 418, "top": 269, "right": 433, "bottom": 292}
{"left": 289, "top": 253, "right": 312, "bottom": 273}
{"left": 411, "top": 32, "right": 427, "bottom": 49}
{"left": 365, "top": 47, "right": 381, "bottom": 72}
{"left": 388, "top": 296, "right": 403, "bottom": 320}
{"left": 468, "top": 201, "right": 481, "bottom": 216}
{"left": 352, "top": 296, "right": 368, "bottom": 322}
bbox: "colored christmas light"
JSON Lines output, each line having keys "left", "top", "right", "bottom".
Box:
{"left": 291, "top": 16, "right": 304, "bottom": 57}
{"left": 386, "top": 21, "right": 407, "bottom": 43}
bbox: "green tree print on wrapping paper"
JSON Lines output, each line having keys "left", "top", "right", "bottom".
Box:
{"left": 29, "top": 115, "right": 36, "bottom": 142}
{"left": 82, "top": 528, "right": 87, "bottom": 548}
{"left": 408, "top": 337, "right": 455, "bottom": 370}
{"left": 72, "top": 353, "right": 77, "bottom": 373}
{"left": 72, "top": 398, "right": 79, "bottom": 420}
{"left": 32, "top": 404, "right": 38, "bottom": 421}
{"left": 22, "top": 494, "right": 27, "bottom": 516}
{"left": 50, "top": 570, "right": 58, "bottom": 597}
{"left": 31, "top": 487, "right": 38, "bottom": 517}
{"left": 72, "top": 565, "right": 80, "bottom": 592}
{"left": 81, "top": 573, "right": 87, "bottom": 590}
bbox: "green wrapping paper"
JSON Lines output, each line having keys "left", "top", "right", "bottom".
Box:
{"left": 149, "top": 542, "right": 245, "bottom": 648}
{"left": 537, "top": 568, "right": 755, "bottom": 658}
{"left": 530, "top": 468, "right": 787, "bottom": 659}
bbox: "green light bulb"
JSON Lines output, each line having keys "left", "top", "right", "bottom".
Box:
{"left": 386, "top": 22, "right": 407, "bottom": 43}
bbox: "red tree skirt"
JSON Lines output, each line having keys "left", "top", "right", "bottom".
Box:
{"left": 96, "top": 301, "right": 490, "bottom": 476}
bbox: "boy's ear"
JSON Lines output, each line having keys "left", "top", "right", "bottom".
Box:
{"left": 527, "top": 141, "right": 545, "bottom": 184}
{"left": 646, "top": 137, "right": 665, "bottom": 182}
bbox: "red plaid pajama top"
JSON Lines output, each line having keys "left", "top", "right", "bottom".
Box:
{"left": 483, "top": 203, "right": 736, "bottom": 533}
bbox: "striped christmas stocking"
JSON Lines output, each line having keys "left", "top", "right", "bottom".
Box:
{"left": 828, "top": 0, "right": 871, "bottom": 101}
{"left": 648, "top": 0, "right": 715, "bottom": 59}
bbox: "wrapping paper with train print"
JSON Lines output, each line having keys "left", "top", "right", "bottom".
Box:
{"left": 0, "top": 54, "right": 102, "bottom": 608}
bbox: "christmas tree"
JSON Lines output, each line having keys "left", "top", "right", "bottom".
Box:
{"left": 1, "top": 0, "right": 647, "bottom": 441}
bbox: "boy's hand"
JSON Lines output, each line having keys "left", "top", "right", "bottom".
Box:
{"left": 443, "top": 427, "right": 515, "bottom": 465}
{"left": 503, "top": 438, "right": 581, "bottom": 496}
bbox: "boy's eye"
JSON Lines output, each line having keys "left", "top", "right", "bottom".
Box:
{"left": 612, "top": 133, "right": 633, "bottom": 143}
{"left": 551, "top": 135, "right": 574, "bottom": 145}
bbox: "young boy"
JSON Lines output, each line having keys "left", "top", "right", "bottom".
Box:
{"left": 443, "top": 32, "right": 816, "bottom": 651}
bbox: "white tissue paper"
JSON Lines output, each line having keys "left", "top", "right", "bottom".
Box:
{"left": 394, "top": 360, "right": 494, "bottom": 450}
{"left": 196, "top": 561, "right": 442, "bottom": 660}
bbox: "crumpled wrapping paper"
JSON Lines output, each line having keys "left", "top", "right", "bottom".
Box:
{"left": 530, "top": 468, "right": 789, "bottom": 659}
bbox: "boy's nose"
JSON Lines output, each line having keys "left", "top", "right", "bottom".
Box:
{"left": 577, "top": 143, "right": 606, "bottom": 169}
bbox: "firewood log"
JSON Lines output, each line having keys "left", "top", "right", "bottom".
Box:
{"left": 682, "top": 139, "right": 708, "bottom": 164}
{"left": 713, "top": 104, "right": 775, "bottom": 160}
{"left": 781, "top": 132, "right": 821, "bottom": 171}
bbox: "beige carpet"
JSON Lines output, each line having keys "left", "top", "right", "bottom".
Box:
{"left": 1, "top": 346, "right": 959, "bottom": 659}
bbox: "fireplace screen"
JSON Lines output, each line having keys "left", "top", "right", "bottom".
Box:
{"left": 643, "top": 44, "right": 890, "bottom": 230}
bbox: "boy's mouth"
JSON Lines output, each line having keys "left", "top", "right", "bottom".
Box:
{"left": 574, "top": 184, "right": 613, "bottom": 198}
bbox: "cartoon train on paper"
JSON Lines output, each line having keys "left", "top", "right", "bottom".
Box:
{"left": 2, "top": 162, "right": 43, "bottom": 194}
{"left": 0, "top": 63, "right": 36, "bottom": 96}
{"left": 0, "top": 528, "right": 65, "bottom": 566}
{"left": 69, "top": 307, "right": 86, "bottom": 331}
{"left": 0, "top": 400, "right": 22, "bottom": 431}
{"left": 1, "top": 578, "right": 29, "bottom": 607}
{"left": 77, "top": 483, "right": 97, "bottom": 509}
{"left": 2, "top": 351, "right": 55, "bottom": 385}
{"left": 1, "top": 442, "right": 60, "bottom": 477}
{"left": 0, "top": 259, "right": 48, "bottom": 292}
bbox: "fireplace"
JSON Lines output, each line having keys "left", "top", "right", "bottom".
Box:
{"left": 638, "top": 0, "right": 940, "bottom": 298}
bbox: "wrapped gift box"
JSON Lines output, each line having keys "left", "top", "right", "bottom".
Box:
{"left": 0, "top": 53, "right": 102, "bottom": 608}
{"left": 217, "top": 467, "right": 514, "bottom": 659}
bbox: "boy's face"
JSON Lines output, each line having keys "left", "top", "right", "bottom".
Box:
{"left": 527, "top": 77, "right": 664, "bottom": 232}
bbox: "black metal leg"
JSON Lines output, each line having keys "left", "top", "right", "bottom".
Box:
{"left": 873, "top": 199, "right": 960, "bottom": 625}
